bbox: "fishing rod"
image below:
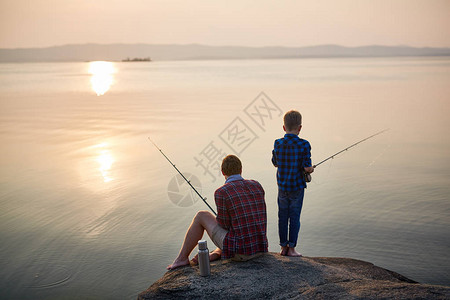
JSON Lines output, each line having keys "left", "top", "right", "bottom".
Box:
{"left": 148, "top": 138, "right": 217, "bottom": 216}
{"left": 305, "top": 129, "right": 389, "bottom": 182}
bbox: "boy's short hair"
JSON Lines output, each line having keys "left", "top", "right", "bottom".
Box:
{"left": 284, "top": 110, "right": 302, "bottom": 131}
{"left": 221, "top": 155, "right": 242, "bottom": 176}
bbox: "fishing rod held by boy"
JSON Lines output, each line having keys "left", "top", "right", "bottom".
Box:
{"left": 305, "top": 129, "right": 389, "bottom": 182}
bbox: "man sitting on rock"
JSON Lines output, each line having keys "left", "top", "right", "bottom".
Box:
{"left": 167, "top": 154, "right": 268, "bottom": 270}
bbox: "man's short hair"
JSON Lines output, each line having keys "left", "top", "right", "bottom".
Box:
{"left": 284, "top": 110, "right": 302, "bottom": 131}
{"left": 221, "top": 155, "right": 242, "bottom": 176}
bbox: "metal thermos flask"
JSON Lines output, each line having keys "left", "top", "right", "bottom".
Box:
{"left": 198, "top": 240, "right": 210, "bottom": 276}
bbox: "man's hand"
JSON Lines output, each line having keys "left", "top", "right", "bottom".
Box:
{"left": 304, "top": 167, "right": 314, "bottom": 173}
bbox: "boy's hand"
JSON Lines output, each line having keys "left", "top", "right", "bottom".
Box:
{"left": 304, "top": 167, "right": 314, "bottom": 173}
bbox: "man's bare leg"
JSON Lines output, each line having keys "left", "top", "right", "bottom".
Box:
{"left": 167, "top": 211, "right": 218, "bottom": 270}
{"left": 286, "top": 247, "right": 302, "bottom": 257}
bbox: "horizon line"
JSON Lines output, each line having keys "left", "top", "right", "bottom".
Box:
{"left": 2, "top": 42, "right": 450, "bottom": 51}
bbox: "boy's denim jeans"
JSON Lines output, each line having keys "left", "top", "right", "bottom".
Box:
{"left": 278, "top": 188, "right": 305, "bottom": 248}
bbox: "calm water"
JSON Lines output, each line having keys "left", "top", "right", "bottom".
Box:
{"left": 0, "top": 58, "right": 449, "bottom": 299}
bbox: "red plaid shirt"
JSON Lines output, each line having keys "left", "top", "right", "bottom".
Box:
{"left": 214, "top": 178, "right": 268, "bottom": 259}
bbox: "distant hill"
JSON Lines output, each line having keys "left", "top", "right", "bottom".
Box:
{"left": 1, "top": 43, "right": 449, "bottom": 62}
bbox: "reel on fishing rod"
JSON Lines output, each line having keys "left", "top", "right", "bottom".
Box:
{"left": 304, "top": 171, "right": 312, "bottom": 183}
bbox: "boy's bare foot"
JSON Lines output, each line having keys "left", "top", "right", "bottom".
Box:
{"left": 167, "top": 257, "right": 190, "bottom": 270}
{"left": 287, "top": 247, "right": 302, "bottom": 257}
{"left": 280, "top": 246, "right": 289, "bottom": 256}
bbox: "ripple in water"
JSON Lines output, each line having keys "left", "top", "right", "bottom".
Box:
{"left": 25, "top": 265, "right": 71, "bottom": 289}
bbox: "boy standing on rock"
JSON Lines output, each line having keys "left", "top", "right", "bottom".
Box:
{"left": 272, "top": 110, "right": 314, "bottom": 257}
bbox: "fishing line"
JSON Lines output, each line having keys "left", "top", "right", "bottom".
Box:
{"left": 148, "top": 137, "right": 217, "bottom": 216}
{"left": 367, "top": 144, "right": 391, "bottom": 167}
{"left": 305, "top": 129, "right": 389, "bottom": 182}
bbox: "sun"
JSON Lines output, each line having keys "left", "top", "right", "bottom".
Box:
{"left": 88, "top": 61, "right": 115, "bottom": 96}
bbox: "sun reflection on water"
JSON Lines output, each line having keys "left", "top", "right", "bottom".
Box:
{"left": 88, "top": 61, "right": 115, "bottom": 96}
{"left": 95, "top": 143, "right": 115, "bottom": 182}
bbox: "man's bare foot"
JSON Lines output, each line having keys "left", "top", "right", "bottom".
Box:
{"left": 287, "top": 247, "right": 302, "bottom": 257}
{"left": 191, "top": 254, "right": 199, "bottom": 265}
{"left": 209, "top": 249, "right": 221, "bottom": 262}
{"left": 280, "top": 246, "right": 288, "bottom": 256}
{"left": 191, "top": 250, "right": 221, "bottom": 265}
{"left": 167, "top": 257, "right": 190, "bottom": 270}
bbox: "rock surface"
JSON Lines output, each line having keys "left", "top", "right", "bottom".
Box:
{"left": 138, "top": 253, "right": 449, "bottom": 299}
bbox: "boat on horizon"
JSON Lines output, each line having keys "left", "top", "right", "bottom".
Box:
{"left": 122, "top": 57, "right": 152, "bottom": 62}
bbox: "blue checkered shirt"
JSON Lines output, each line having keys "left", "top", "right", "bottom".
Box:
{"left": 272, "top": 134, "right": 312, "bottom": 191}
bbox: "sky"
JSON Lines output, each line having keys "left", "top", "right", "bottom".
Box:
{"left": 0, "top": 0, "right": 449, "bottom": 49}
